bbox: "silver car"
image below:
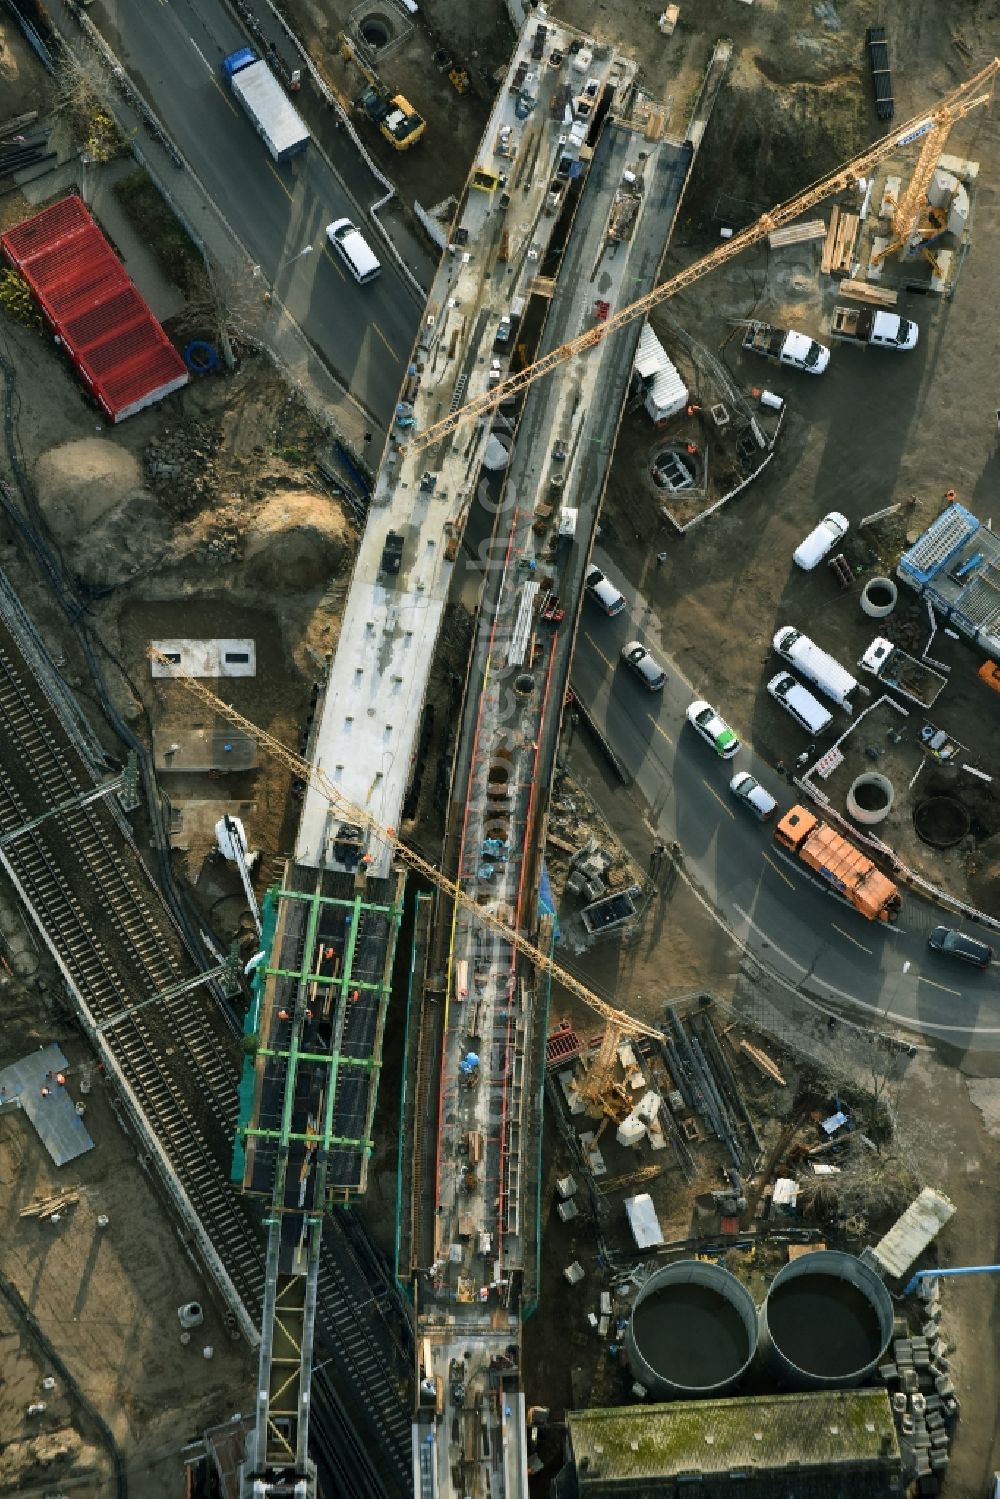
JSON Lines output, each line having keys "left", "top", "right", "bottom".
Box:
{"left": 729, "top": 771, "right": 777, "bottom": 822}
{"left": 620, "top": 641, "right": 666, "bottom": 691}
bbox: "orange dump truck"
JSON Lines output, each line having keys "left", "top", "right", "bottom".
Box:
{"left": 774, "top": 805, "right": 902, "bottom": 922}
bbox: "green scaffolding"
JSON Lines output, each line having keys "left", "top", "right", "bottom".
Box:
{"left": 231, "top": 880, "right": 403, "bottom": 1193}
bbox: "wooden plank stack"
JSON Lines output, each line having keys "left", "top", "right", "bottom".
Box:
{"left": 822, "top": 205, "right": 860, "bottom": 275}
{"left": 839, "top": 278, "right": 899, "bottom": 307}
{"left": 767, "top": 218, "right": 826, "bottom": 249}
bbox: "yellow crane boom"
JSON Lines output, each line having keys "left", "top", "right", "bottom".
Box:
{"left": 873, "top": 85, "right": 994, "bottom": 263}
{"left": 407, "top": 58, "right": 999, "bottom": 454}
{"left": 148, "top": 650, "right": 661, "bottom": 1041}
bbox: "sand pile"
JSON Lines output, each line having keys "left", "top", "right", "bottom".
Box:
{"left": 243, "top": 490, "right": 351, "bottom": 591}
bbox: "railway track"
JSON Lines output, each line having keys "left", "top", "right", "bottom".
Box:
{"left": 0, "top": 616, "right": 414, "bottom": 1486}
{"left": 0, "top": 624, "right": 265, "bottom": 1312}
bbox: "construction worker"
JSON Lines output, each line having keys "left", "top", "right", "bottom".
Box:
{"left": 277, "top": 1008, "right": 290, "bottom": 1022}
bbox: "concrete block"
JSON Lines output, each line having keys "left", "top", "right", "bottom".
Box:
{"left": 891, "top": 1392, "right": 908, "bottom": 1415}
{"left": 894, "top": 1339, "right": 912, "bottom": 1359}
{"left": 878, "top": 1363, "right": 898, "bottom": 1383}
{"left": 929, "top": 1452, "right": 949, "bottom": 1472}
{"left": 902, "top": 1369, "right": 919, "bottom": 1393}
{"left": 900, "top": 1414, "right": 914, "bottom": 1437}
{"left": 933, "top": 1373, "right": 954, "bottom": 1397}
{"left": 911, "top": 1393, "right": 927, "bottom": 1416}
{"left": 930, "top": 1431, "right": 949, "bottom": 1450}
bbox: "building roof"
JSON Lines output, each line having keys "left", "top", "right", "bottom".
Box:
{"left": 868, "top": 1185, "right": 955, "bottom": 1280}
{"left": 568, "top": 1389, "right": 899, "bottom": 1482}
{"left": 1, "top": 196, "right": 188, "bottom": 423}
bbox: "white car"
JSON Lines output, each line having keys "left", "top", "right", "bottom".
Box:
{"left": 729, "top": 771, "right": 777, "bottom": 822}
{"left": 585, "top": 564, "right": 627, "bottom": 617}
{"left": 620, "top": 641, "right": 666, "bottom": 691}
{"left": 793, "top": 511, "right": 849, "bottom": 571}
{"left": 686, "top": 699, "right": 740, "bottom": 759}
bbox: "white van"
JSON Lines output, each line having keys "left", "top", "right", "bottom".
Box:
{"left": 767, "top": 672, "right": 833, "bottom": 735}
{"left": 326, "top": 218, "right": 381, "bottom": 284}
{"left": 773, "top": 626, "right": 862, "bottom": 711}
{"left": 793, "top": 511, "right": 849, "bottom": 571}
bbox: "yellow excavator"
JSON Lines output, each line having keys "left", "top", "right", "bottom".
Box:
{"left": 337, "top": 34, "right": 426, "bottom": 150}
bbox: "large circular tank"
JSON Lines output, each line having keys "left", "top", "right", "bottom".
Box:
{"left": 759, "top": 1249, "right": 892, "bottom": 1390}
{"left": 626, "top": 1260, "right": 758, "bottom": 1399}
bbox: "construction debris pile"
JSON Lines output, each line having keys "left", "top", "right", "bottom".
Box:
{"left": 143, "top": 420, "right": 223, "bottom": 516}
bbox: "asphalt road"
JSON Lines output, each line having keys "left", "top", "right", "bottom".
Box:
{"left": 572, "top": 546, "right": 1000, "bottom": 1050}
{"left": 101, "top": 0, "right": 420, "bottom": 423}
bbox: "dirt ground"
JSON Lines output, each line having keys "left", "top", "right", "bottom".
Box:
{"left": 274, "top": 0, "right": 513, "bottom": 211}
{"left": 0, "top": 947, "right": 254, "bottom": 1498}
{"left": 4, "top": 0, "right": 1000, "bottom": 1490}
{"left": 585, "top": 0, "right": 1000, "bottom": 912}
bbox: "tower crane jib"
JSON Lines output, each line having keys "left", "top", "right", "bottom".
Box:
{"left": 407, "top": 58, "right": 998, "bottom": 454}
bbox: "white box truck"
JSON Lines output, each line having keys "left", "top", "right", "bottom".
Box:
{"left": 221, "top": 49, "right": 310, "bottom": 162}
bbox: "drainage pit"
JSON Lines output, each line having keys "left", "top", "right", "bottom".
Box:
{"left": 914, "top": 795, "right": 970, "bottom": 849}
{"left": 359, "top": 14, "right": 392, "bottom": 48}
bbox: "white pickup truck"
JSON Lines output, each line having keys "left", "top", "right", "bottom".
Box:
{"left": 742, "top": 321, "right": 830, "bottom": 374}
{"left": 830, "top": 305, "right": 918, "bottom": 351}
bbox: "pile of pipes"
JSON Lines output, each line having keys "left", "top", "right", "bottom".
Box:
{"left": 0, "top": 113, "right": 53, "bottom": 185}
{"left": 878, "top": 1278, "right": 959, "bottom": 1494}
{"left": 661, "top": 1004, "right": 762, "bottom": 1174}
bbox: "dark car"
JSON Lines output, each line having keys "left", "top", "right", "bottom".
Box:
{"left": 927, "top": 927, "right": 993, "bottom": 970}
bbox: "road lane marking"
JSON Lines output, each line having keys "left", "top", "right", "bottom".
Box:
{"left": 372, "top": 321, "right": 401, "bottom": 360}
{"left": 581, "top": 633, "right": 614, "bottom": 671}
{"left": 761, "top": 851, "right": 795, "bottom": 890}
{"left": 830, "top": 923, "right": 873, "bottom": 955}
{"left": 652, "top": 720, "right": 673, "bottom": 746}
{"left": 322, "top": 246, "right": 349, "bottom": 284}
{"left": 702, "top": 779, "right": 735, "bottom": 819}
{"left": 189, "top": 38, "right": 212, "bottom": 72}
{"left": 917, "top": 975, "right": 961, "bottom": 997}
{"left": 267, "top": 162, "right": 293, "bottom": 203}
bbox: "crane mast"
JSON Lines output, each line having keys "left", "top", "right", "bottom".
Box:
{"left": 407, "top": 58, "right": 999, "bottom": 454}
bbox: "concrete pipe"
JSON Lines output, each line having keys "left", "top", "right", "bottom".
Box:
{"left": 860, "top": 577, "right": 898, "bottom": 619}
{"left": 847, "top": 772, "right": 894, "bottom": 825}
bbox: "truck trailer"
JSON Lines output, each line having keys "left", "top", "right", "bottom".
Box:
{"left": 221, "top": 49, "right": 310, "bottom": 162}
{"left": 830, "top": 305, "right": 918, "bottom": 350}
{"left": 742, "top": 321, "right": 830, "bottom": 374}
{"left": 859, "top": 636, "right": 947, "bottom": 708}
{"left": 774, "top": 805, "right": 902, "bottom": 922}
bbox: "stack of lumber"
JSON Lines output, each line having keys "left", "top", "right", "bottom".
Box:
{"left": 839, "top": 279, "right": 898, "bottom": 307}
{"left": 768, "top": 218, "right": 826, "bottom": 249}
{"left": 820, "top": 205, "right": 861, "bottom": 275}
